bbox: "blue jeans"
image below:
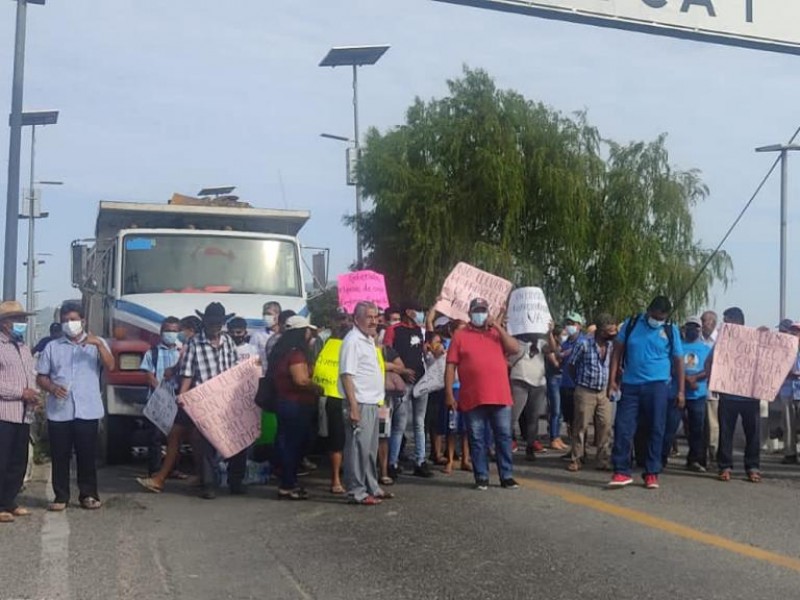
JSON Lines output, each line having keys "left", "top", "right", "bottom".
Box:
{"left": 547, "top": 374, "right": 562, "bottom": 439}
{"left": 389, "top": 389, "right": 428, "bottom": 467}
{"left": 463, "top": 405, "right": 514, "bottom": 481}
{"left": 611, "top": 381, "right": 669, "bottom": 476}
{"left": 276, "top": 399, "right": 314, "bottom": 490}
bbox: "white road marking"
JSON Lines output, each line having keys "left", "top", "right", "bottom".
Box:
{"left": 38, "top": 467, "right": 71, "bottom": 600}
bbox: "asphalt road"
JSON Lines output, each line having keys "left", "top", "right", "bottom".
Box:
{"left": 3, "top": 446, "right": 800, "bottom": 600}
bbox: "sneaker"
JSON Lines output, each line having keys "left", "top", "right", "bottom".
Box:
{"left": 551, "top": 438, "right": 568, "bottom": 451}
{"left": 474, "top": 478, "right": 489, "bottom": 491}
{"left": 511, "top": 440, "right": 519, "bottom": 454}
{"left": 500, "top": 478, "right": 519, "bottom": 489}
{"left": 525, "top": 446, "right": 537, "bottom": 462}
{"left": 200, "top": 488, "right": 216, "bottom": 500}
{"left": 531, "top": 440, "right": 546, "bottom": 453}
{"left": 608, "top": 473, "right": 633, "bottom": 488}
{"left": 644, "top": 474, "right": 659, "bottom": 489}
{"left": 688, "top": 462, "right": 707, "bottom": 473}
{"left": 300, "top": 458, "right": 318, "bottom": 471}
{"left": 413, "top": 463, "right": 434, "bottom": 478}
{"left": 388, "top": 464, "right": 400, "bottom": 480}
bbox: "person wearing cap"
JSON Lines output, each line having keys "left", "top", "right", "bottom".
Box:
{"left": 445, "top": 298, "right": 520, "bottom": 490}
{"left": 553, "top": 312, "right": 585, "bottom": 452}
{"left": 607, "top": 296, "right": 684, "bottom": 490}
{"left": 662, "top": 317, "right": 713, "bottom": 472}
{"left": 37, "top": 301, "right": 115, "bottom": 511}
{"left": 705, "top": 307, "right": 762, "bottom": 482}
{"left": 386, "top": 300, "right": 434, "bottom": 479}
{"left": 268, "top": 315, "right": 323, "bottom": 500}
{"left": 0, "top": 301, "right": 39, "bottom": 523}
{"left": 179, "top": 302, "right": 241, "bottom": 499}
{"left": 339, "top": 301, "right": 391, "bottom": 505}
{"left": 778, "top": 321, "right": 800, "bottom": 465}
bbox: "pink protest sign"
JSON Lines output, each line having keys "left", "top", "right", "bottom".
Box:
{"left": 709, "top": 323, "right": 798, "bottom": 401}
{"left": 434, "top": 262, "right": 513, "bottom": 322}
{"left": 337, "top": 270, "right": 390, "bottom": 313}
{"left": 178, "top": 358, "right": 262, "bottom": 459}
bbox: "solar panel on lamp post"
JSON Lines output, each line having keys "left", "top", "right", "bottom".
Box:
{"left": 319, "top": 45, "right": 390, "bottom": 269}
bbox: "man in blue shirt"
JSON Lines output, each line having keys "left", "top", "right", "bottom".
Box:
{"left": 608, "top": 296, "right": 684, "bottom": 490}
{"left": 36, "top": 302, "right": 115, "bottom": 511}
{"left": 662, "top": 317, "right": 713, "bottom": 472}
{"left": 553, "top": 312, "right": 584, "bottom": 452}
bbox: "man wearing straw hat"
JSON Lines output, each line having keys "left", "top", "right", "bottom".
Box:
{"left": 0, "top": 300, "right": 39, "bottom": 523}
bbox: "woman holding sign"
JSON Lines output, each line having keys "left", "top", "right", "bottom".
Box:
{"left": 270, "top": 316, "right": 323, "bottom": 500}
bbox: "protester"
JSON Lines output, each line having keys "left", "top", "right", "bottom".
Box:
{"left": 554, "top": 313, "right": 584, "bottom": 451}
{"left": 32, "top": 322, "right": 62, "bottom": 355}
{"left": 545, "top": 324, "right": 563, "bottom": 450}
{"left": 37, "top": 301, "right": 114, "bottom": 511}
{"left": 607, "top": 296, "right": 684, "bottom": 489}
{"left": 445, "top": 298, "right": 520, "bottom": 490}
{"left": 179, "top": 302, "right": 242, "bottom": 499}
{"left": 566, "top": 314, "right": 616, "bottom": 472}
{"left": 140, "top": 316, "right": 182, "bottom": 477}
{"left": 663, "top": 317, "right": 713, "bottom": 472}
{"left": 136, "top": 316, "right": 202, "bottom": 494}
{"left": 377, "top": 333, "right": 409, "bottom": 485}
{"left": 252, "top": 301, "right": 282, "bottom": 373}
{"left": 339, "top": 302, "right": 392, "bottom": 504}
{"left": 387, "top": 301, "right": 433, "bottom": 479}
{"left": 508, "top": 329, "right": 549, "bottom": 462}
{"left": 325, "top": 314, "right": 353, "bottom": 496}
{"left": 701, "top": 310, "right": 719, "bottom": 464}
{"left": 707, "top": 307, "right": 763, "bottom": 482}
{"left": 228, "top": 317, "right": 258, "bottom": 362}
{"left": 779, "top": 321, "right": 800, "bottom": 464}
{"left": 425, "top": 313, "right": 449, "bottom": 466}
{"left": 0, "top": 301, "right": 39, "bottom": 523}
{"left": 378, "top": 306, "right": 401, "bottom": 346}
{"left": 270, "top": 316, "right": 322, "bottom": 500}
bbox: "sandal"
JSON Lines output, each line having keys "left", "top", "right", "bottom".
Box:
{"left": 349, "top": 495, "right": 382, "bottom": 506}
{"left": 434, "top": 456, "right": 449, "bottom": 466}
{"left": 11, "top": 507, "right": 31, "bottom": 517}
{"left": 375, "top": 491, "right": 395, "bottom": 500}
{"left": 136, "top": 477, "right": 163, "bottom": 494}
{"left": 278, "top": 488, "right": 309, "bottom": 501}
{"left": 168, "top": 470, "right": 189, "bottom": 480}
{"left": 718, "top": 470, "right": 732, "bottom": 482}
{"left": 567, "top": 461, "right": 581, "bottom": 472}
{"left": 747, "top": 470, "right": 762, "bottom": 483}
{"left": 460, "top": 462, "right": 473, "bottom": 473}
{"left": 80, "top": 497, "right": 102, "bottom": 510}
{"left": 379, "top": 476, "right": 395, "bottom": 486}
{"left": 0, "top": 511, "right": 14, "bottom": 523}
{"left": 47, "top": 502, "right": 67, "bottom": 512}
{"left": 329, "top": 485, "right": 346, "bottom": 495}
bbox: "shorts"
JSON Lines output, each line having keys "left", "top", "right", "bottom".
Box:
{"left": 436, "top": 388, "right": 464, "bottom": 435}
{"left": 325, "top": 397, "right": 345, "bottom": 453}
{"left": 174, "top": 406, "right": 193, "bottom": 427}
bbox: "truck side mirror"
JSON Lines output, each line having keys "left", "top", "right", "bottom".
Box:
{"left": 312, "top": 251, "right": 328, "bottom": 290}
{"left": 71, "top": 241, "right": 89, "bottom": 288}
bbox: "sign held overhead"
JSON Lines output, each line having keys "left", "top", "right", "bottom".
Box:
{"left": 433, "top": 0, "right": 800, "bottom": 56}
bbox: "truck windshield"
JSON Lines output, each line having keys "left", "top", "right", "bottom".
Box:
{"left": 121, "top": 234, "right": 301, "bottom": 296}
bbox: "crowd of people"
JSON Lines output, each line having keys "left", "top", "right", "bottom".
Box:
{"left": 0, "top": 289, "right": 798, "bottom": 519}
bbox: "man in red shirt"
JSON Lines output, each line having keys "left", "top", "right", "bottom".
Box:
{"left": 445, "top": 298, "right": 520, "bottom": 490}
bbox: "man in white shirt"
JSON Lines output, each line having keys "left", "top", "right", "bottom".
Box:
{"left": 339, "top": 301, "right": 389, "bottom": 505}
{"left": 227, "top": 317, "right": 258, "bottom": 363}
{"left": 251, "top": 301, "right": 281, "bottom": 374}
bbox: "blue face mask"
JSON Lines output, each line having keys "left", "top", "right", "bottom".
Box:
{"left": 470, "top": 312, "right": 488, "bottom": 327}
{"left": 178, "top": 332, "right": 187, "bottom": 344}
{"left": 11, "top": 322, "right": 27, "bottom": 340}
{"left": 162, "top": 331, "right": 179, "bottom": 346}
{"left": 414, "top": 311, "right": 425, "bottom": 326}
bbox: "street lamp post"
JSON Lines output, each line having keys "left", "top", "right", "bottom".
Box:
{"left": 4, "top": 0, "right": 47, "bottom": 301}
{"left": 755, "top": 143, "right": 800, "bottom": 321}
{"left": 319, "top": 45, "right": 390, "bottom": 268}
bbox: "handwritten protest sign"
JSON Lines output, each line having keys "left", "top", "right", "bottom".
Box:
{"left": 434, "top": 262, "right": 512, "bottom": 322}
{"left": 312, "top": 338, "right": 385, "bottom": 400}
{"left": 178, "top": 358, "right": 262, "bottom": 459}
{"left": 337, "top": 270, "right": 390, "bottom": 313}
{"left": 506, "top": 287, "right": 552, "bottom": 335}
{"left": 143, "top": 382, "right": 178, "bottom": 436}
{"left": 709, "top": 323, "right": 798, "bottom": 401}
{"left": 413, "top": 355, "right": 446, "bottom": 398}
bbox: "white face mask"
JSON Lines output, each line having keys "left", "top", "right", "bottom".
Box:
{"left": 264, "top": 314, "right": 276, "bottom": 328}
{"left": 62, "top": 320, "right": 84, "bottom": 338}
{"left": 647, "top": 317, "right": 665, "bottom": 329}
{"left": 565, "top": 325, "right": 578, "bottom": 337}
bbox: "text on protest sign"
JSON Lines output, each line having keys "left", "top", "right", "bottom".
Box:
{"left": 709, "top": 323, "right": 798, "bottom": 402}
{"left": 143, "top": 382, "right": 178, "bottom": 436}
{"left": 434, "top": 262, "right": 512, "bottom": 322}
{"left": 337, "top": 270, "right": 390, "bottom": 313}
{"left": 178, "top": 358, "right": 262, "bottom": 459}
{"left": 312, "top": 338, "right": 385, "bottom": 400}
{"left": 506, "top": 287, "right": 552, "bottom": 335}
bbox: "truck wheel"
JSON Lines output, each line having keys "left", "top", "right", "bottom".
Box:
{"left": 105, "top": 415, "right": 132, "bottom": 465}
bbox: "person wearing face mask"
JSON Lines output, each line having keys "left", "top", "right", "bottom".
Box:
{"left": 0, "top": 301, "right": 39, "bottom": 523}
{"left": 227, "top": 317, "right": 257, "bottom": 362}
{"left": 445, "top": 298, "right": 521, "bottom": 491}
{"left": 37, "top": 302, "right": 115, "bottom": 511}
{"left": 553, "top": 312, "right": 585, "bottom": 453}
{"left": 252, "top": 301, "right": 282, "bottom": 375}
{"left": 607, "top": 296, "right": 684, "bottom": 490}
{"left": 386, "top": 301, "right": 433, "bottom": 479}
{"left": 140, "top": 316, "right": 182, "bottom": 477}
{"left": 661, "top": 317, "right": 711, "bottom": 472}
{"left": 378, "top": 307, "right": 401, "bottom": 346}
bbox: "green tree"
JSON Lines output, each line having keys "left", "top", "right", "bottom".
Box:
{"left": 357, "top": 67, "right": 731, "bottom": 321}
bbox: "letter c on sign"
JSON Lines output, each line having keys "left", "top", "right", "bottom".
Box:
{"left": 642, "top": 0, "right": 667, "bottom": 8}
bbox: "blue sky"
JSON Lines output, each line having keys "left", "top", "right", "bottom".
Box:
{"left": 0, "top": 0, "right": 798, "bottom": 326}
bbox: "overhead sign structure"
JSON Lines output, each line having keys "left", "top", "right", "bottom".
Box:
{"left": 433, "top": 0, "right": 800, "bottom": 56}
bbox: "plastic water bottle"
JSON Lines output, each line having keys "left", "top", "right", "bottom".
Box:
{"left": 217, "top": 461, "right": 228, "bottom": 487}
{"left": 448, "top": 409, "right": 457, "bottom": 432}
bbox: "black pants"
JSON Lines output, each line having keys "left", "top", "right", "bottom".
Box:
{"left": 48, "top": 419, "right": 99, "bottom": 503}
{"left": 0, "top": 421, "right": 30, "bottom": 512}
{"left": 717, "top": 395, "right": 760, "bottom": 472}
{"left": 560, "top": 387, "right": 576, "bottom": 432}
{"left": 147, "top": 422, "right": 164, "bottom": 476}
{"left": 200, "top": 435, "right": 247, "bottom": 491}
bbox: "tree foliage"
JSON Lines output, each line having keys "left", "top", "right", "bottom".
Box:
{"left": 357, "top": 67, "right": 731, "bottom": 321}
